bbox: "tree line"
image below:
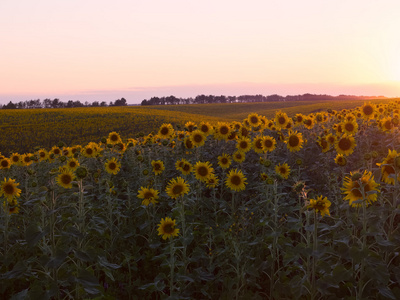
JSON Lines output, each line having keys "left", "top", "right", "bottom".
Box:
{"left": 1, "top": 98, "right": 128, "bottom": 109}
{"left": 140, "top": 93, "right": 386, "bottom": 106}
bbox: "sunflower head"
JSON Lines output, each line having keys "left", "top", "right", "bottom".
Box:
{"left": 285, "top": 131, "right": 304, "bottom": 152}
{"left": 107, "top": 132, "right": 122, "bottom": 145}
{"left": 0, "top": 178, "right": 22, "bottom": 201}
{"left": 158, "top": 217, "right": 179, "bottom": 240}
{"left": 218, "top": 154, "right": 232, "bottom": 169}
{"left": 105, "top": 158, "right": 121, "bottom": 175}
{"left": 275, "top": 163, "right": 291, "bottom": 180}
{"left": 138, "top": 186, "right": 159, "bottom": 206}
{"left": 151, "top": 160, "right": 165, "bottom": 175}
{"left": 56, "top": 169, "right": 76, "bottom": 189}
{"left": 193, "top": 161, "right": 214, "bottom": 182}
{"left": 225, "top": 169, "right": 247, "bottom": 192}
{"left": 342, "top": 170, "right": 380, "bottom": 207}
{"left": 166, "top": 177, "right": 190, "bottom": 199}
{"left": 308, "top": 195, "right": 331, "bottom": 217}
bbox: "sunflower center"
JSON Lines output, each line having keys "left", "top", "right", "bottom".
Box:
{"left": 110, "top": 134, "right": 119, "bottom": 141}
{"left": 338, "top": 138, "right": 351, "bottom": 151}
{"left": 221, "top": 158, "right": 228, "bottom": 165}
{"left": 24, "top": 157, "right": 30, "bottom": 163}
{"left": 154, "top": 164, "right": 161, "bottom": 170}
{"left": 250, "top": 116, "right": 258, "bottom": 124}
{"left": 315, "top": 200, "right": 326, "bottom": 211}
{"left": 144, "top": 191, "right": 154, "bottom": 199}
{"left": 278, "top": 116, "right": 286, "bottom": 124}
{"left": 197, "top": 166, "right": 209, "bottom": 177}
{"left": 220, "top": 126, "right": 229, "bottom": 135}
{"left": 163, "top": 223, "right": 175, "bottom": 234}
{"left": 39, "top": 152, "right": 46, "bottom": 157}
{"left": 230, "top": 175, "right": 242, "bottom": 186}
{"left": 3, "top": 183, "right": 15, "bottom": 195}
{"left": 185, "top": 139, "right": 193, "bottom": 148}
{"left": 320, "top": 139, "right": 328, "bottom": 149}
{"left": 264, "top": 140, "right": 273, "bottom": 148}
{"left": 109, "top": 162, "right": 117, "bottom": 170}
{"left": 12, "top": 156, "right": 19, "bottom": 162}
{"left": 363, "top": 105, "right": 373, "bottom": 115}
{"left": 172, "top": 184, "right": 183, "bottom": 195}
{"left": 201, "top": 125, "right": 209, "bottom": 132}
{"left": 279, "top": 167, "right": 287, "bottom": 174}
{"left": 384, "top": 120, "right": 392, "bottom": 130}
{"left": 54, "top": 149, "right": 60, "bottom": 155}
{"left": 239, "top": 141, "right": 248, "bottom": 149}
{"left": 304, "top": 119, "right": 311, "bottom": 126}
{"left": 1, "top": 160, "right": 9, "bottom": 167}
{"left": 297, "top": 116, "right": 303, "bottom": 122}
{"left": 69, "top": 161, "right": 77, "bottom": 168}
{"left": 255, "top": 140, "right": 263, "bottom": 149}
{"left": 193, "top": 134, "right": 203, "bottom": 143}
{"left": 183, "top": 164, "right": 191, "bottom": 171}
{"left": 288, "top": 135, "right": 300, "bottom": 147}
{"left": 383, "top": 165, "right": 395, "bottom": 175}
{"left": 345, "top": 123, "right": 354, "bottom": 132}
{"left": 86, "top": 148, "right": 93, "bottom": 155}
{"left": 61, "top": 174, "right": 72, "bottom": 185}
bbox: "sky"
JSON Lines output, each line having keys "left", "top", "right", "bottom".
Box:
{"left": 1, "top": 0, "right": 400, "bottom": 105}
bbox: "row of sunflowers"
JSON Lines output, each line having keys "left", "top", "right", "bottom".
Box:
{"left": 1, "top": 100, "right": 400, "bottom": 299}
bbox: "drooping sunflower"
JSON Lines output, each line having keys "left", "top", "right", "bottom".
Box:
{"left": 157, "top": 217, "right": 179, "bottom": 240}
{"left": 137, "top": 186, "right": 159, "bottom": 206}
{"left": 275, "top": 163, "right": 291, "bottom": 180}
{"left": 379, "top": 117, "right": 393, "bottom": 132}
{"left": 325, "top": 133, "right": 337, "bottom": 146}
{"left": 317, "top": 136, "right": 330, "bottom": 153}
{"left": 184, "top": 137, "right": 194, "bottom": 149}
{"left": 303, "top": 116, "right": 315, "bottom": 130}
{"left": 158, "top": 123, "right": 174, "bottom": 139}
{"left": 335, "top": 134, "right": 356, "bottom": 156}
{"left": 360, "top": 102, "right": 375, "bottom": 119}
{"left": 0, "top": 158, "right": 11, "bottom": 170}
{"left": 165, "top": 177, "right": 190, "bottom": 199}
{"left": 151, "top": 160, "right": 165, "bottom": 175}
{"left": 335, "top": 154, "right": 347, "bottom": 166}
{"left": 232, "top": 150, "right": 246, "bottom": 163}
{"left": 4, "top": 198, "right": 20, "bottom": 215}
{"left": 190, "top": 130, "right": 206, "bottom": 147}
{"left": 236, "top": 136, "right": 252, "bottom": 153}
{"left": 218, "top": 153, "right": 232, "bottom": 169}
{"left": 376, "top": 149, "right": 399, "bottom": 185}
{"left": 66, "top": 158, "right": 80, "bottom": 171}
{"left": 274, "top": 111, "right": 290, "bottom": 129}
{"left": 193, "top": 161, "right": 214, "bottom": 182}
{"left": 341, "top": 119, "right": 358, "bottom": 135}
{"left": 21, "top": 154, "right": 33, "bottom": 166}
{"left": 294, "top": 114, "right": 305, "bottom": 126}
{"left": 0, "top": 178, "right": 22, "bottom": 201}
{"left": 56, "top": 169, "right": 76, "bottom": 189}
{"left": 285, "top": 131, "right": 304, "bottom": 152}
{"left": 307, "top": 195, "right": 331, "bottom": 217}
{"left": 225, "top": 169, "right": 247, "bottom": 192}
{"left": 105, "top": 158, "right": 121, "bottom": 175}
{"left": 342, "top": 170, "right": 380, "bottom": 207}
{"left": 252, "top": 136, "right": 265, "bottom": 154}
{"left": 107, "top": 131, "right": 122, "bottom": 145}
{"left": 214, "top": 122, "right": 231, "bottom": 140}
{"left": 205, "top": 173, "right": 219, "bottom": 189}
{"left": 247, "top": 113, "right": 261, "bottom": 127}
{"left": 262, "top": 136, "right": 277, "bottom": 152}
{"left": 185, "top": 121, "right": 196, "bottom": 132}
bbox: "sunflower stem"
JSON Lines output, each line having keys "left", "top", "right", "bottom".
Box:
{"left": 169, "top": 240, "right": 175, "bottom": 297}
{"left": 311, "top": 210, "right": 318, "bottom": 300}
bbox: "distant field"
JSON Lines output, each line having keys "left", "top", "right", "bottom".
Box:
{"left": 0, "top": 98, "right": 395, "bottom": 154}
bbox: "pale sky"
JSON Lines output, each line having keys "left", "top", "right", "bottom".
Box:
{"left": 1, "top": 0, "right": 400, "bottom": 104}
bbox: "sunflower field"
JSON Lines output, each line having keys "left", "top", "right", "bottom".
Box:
{"left": 1, "top": 100, "right": 400, "bottom": 299}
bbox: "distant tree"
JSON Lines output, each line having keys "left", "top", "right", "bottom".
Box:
{"left": 92, "top": 101, "right": 99, "bottom": 107}
{"left": 3, "top": 101, "right": 17, "bottom": 109}
{"left": 100, "top": 101, "right": 107, "bottom": 107}
{"left": 114, "top": 98, "right": 127, "bottom": 106}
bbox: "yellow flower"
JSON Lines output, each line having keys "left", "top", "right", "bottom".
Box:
{"left": 105, "top": 157, "right": 121, "bottom": 175}
{"left": 360, "top": 102, "right": 375, "bottom": 119}
{"left": 10, "top": 153, "right": 22, "bottom": 165}
{"left": 341, "top": 119, "right": 358, "bottom": 135}
{"left": 274, "top": 111, "right": 290, "bottom": 129}
{"left": 303, "top": 116, "right": 315, "bottom": 130}
{"left": 232, "top": 150, "right": 246, "bottom": 163}
{"left": 285, "top": 131, "right": 304, "bottom": 152}
{"left": 185, "top": 121, "right": 196, "bottom": 132}
{"left": 3, "top": 198, "right": 20, "bottom": 215}
{"left": 379, "top": 117, "right": 394, "bottom": 132}
{"left": 308, "top": 195, "right": 331, "bottom": 217}
{"left": 275, "top": 163, "right": 291, "bottom": 179}
{"left": 151, "top": 160, "right": 165, "bottom": 175}
{"left": 199, "top": 122, "right": 213, "bottom": 136}
{"left": 262, "top": 136, "right": 276, "bottom": 152}
{"left": 193, "top": 161, "right": 214, "bottom": 182}
{"left": 157, "top": 217, "right": 179, "bottom": 240}
{"left": 335, "top": 134, "right": 356, "bottom": 156}
{"left": 214, "top": 122, "right": 231, "bottom": 140}
{"left": 0, "top": 178, "right": 22, "bottom": 201}
{"left": 137, "top": 186, "right": 159, "bottom": 206}
{"left": 335, "top": 154, "right": 347, "bottom": 166}
{"left": 205, "top": 173, "right": 219, "bottom": 188}
{"left": 66, "top": 158, "right": 80, "bottom": 171}
{"left": 342, "top": 170, "right": 379, "bottom": 207}
{"left": 225, "top": 169, "right": 247, "bottom": 192}
{"left": 236, "top": 136, "right": 252, "bottom": 153}
{"left": 0, "top": 157, "right": 11, "bottom": 170}
{"left": 218, "top": 153, "right": 232, "bottom": 169}
{"left": 190, "top": 130, "right": 206, "bottom": 147}
{"left": 317, "top": 136, "right": 330, "bottom": 153}
{"left": 376, "top": 149, "right": 400, "bottom": 185}
{"left": 21, "top": 154, "right": 33, "bottom": 166}
{"left": 37, "top": 149, "right": 49, "bottom": 161}
{"left": 81, "top": 144, "right": 98, "bottom": 158}
{"left": 247, "top": 113, "right": 261, "bottom": 127}
{"left": 158, "top": 123, "right": 174, "bottom": 139}
{"left": 175, "top": 159, "right": 193, "bottom": 175}
{"left": 56, "top": 169, "right": 76, "bottom": 189}
{"left": 51, "top": 146, "right": 62, "bottom": 156}
{"left": 107, "top": 131, "right": 122, "bottom": 145}
{"left": 166, "top": 177, "right": 190, "bottom": 199}
{"left": 252, "top": 136, "right": 265, "bottom": 154}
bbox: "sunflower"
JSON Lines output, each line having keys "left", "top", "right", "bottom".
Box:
{"left": 157, "top": 217, "right": 179, "bottom": 240}
{"left": 342, "top": 170, "right": 379, "bottom": 207}
{"left": 4, "top": 198, "right": 20, "bottom": 215}
{"left": 137, "top": 186, "right": 159, "bottom": 206}
{"left": 360, "top": 102, "right": 375, "bottom": 119}
{"left": 218, "top": 153, "right": 232, "bottom": 169}
{"left": 193, "top": 161, "right": 214, "bottom": 182}
{"left": 274, "top": 111, "right": 290, "bottom": 129}
{"left": 341, "top": 119, "right": 358, "bottom": 135}
{"left": 262, "top": 136, "right": 277, "bottom": 152}
{"left": 0, "top": 158, "right": 11, "bottom": 170}
{"left": 260, "top": 172, "right": 269, "bottom": 181}
{"left": 151, "top": 160, "right": 165, "bottom": 175}
{"left": 10, "top": 153, "right": 21, "bottom": 165}
{"left": 379, "top": 117, "right": 393, "bottom": 132}
{"left": 247, "top": 113, "right": 261, "bottom": 127}
{"left": 199, "top": 121, "right": 213, "bottom": 136}
{"left": 37, "top": 149, "right": 49, "bottom": 161}
{"left": 232, "top": 150, "right": 246, "bottom": 163}
{"left": 105, "top": 158, "right": 121, "bottom": 175}
{"left": 325, "top": 133, "right": 337, "bottom": 146}
{"left": 335, "top": 154, "right": 347, "bottom": 166}
{"left": 185, "top": 121, "right": 196, "bottom": 132}
{"left": 214, "top": 122, "right": 231, "bottom": 140}
{"left": 231, "top": 121, "right": 242, "bottom": 131}
{"left": 285, "top": 131, "right": 304, "bottom": 152}
{"left": 294, "top": 114, "right": 305, "bottom": 126}
{"left": 21, "top": 154, "right": 33, "bottom": 166}
{"left": 205, "top": 173, "right": 219, "bottom": 188}
{"left": 81, "top": 145, "right": 97, "bottom": 158}
{"left": 275, "top": 163, "right": 291, "bottom": 179}
{"left": 62, "top": 147, "right": 72, "bottom": 157}
{"left": 158, "top": 123, "right": 174, "bottom": 139}
{"left": 66, "top": 158, "right": 80, "bottom": 171}
{"left": 252, "top": 136, "right": 265, "bottom": 154}
{"left": 107, "top": 131, "right": 122, "bottom": 145}
{"left": 335, "top": 134, "right": 356, "bottom": 156}
{"left": 175, "top": 159, "right": 193, "bottom": 175}
{"left": 56, "top": 169, "right": 76, "bottom": 189}
{"left": 303, "top": 116, "right": 315, "bottom": 130}
{"left": 190, "top": 130, "right": 206, "bottom": 147}
{"left": 317, "top": 136, "right": 330, "bottom": 153}
{"left": 166, "top": 177, "right": 190, "bottom": 199}
{"left": 51, "top": 146, "right": 62, "bottom": 156}
{"left": 227, "top": 131, "right": 237, "bottom": 141}
{"left": 307, "top": 195, "right": 331, "bottom": 217}
{"left": 225, "top": 169, "right": 247, "bottom": 192}
{"left": 0, "top": 178, "right": 21, "bottom": 201}
{"left": 184, "top": 137, "right": 194, "bottom": 149}
{"left": 376, "top": 149, "right": 399, "bottom": 185}
{"left": 236, "top": 137, "right": 252, "bottom": 153}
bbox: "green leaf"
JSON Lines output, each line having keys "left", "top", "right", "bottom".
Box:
{"left": 378, "top": 286, "right": 396, "bottom": 299}
{"left": 25, "top": 224, "right": 47, "bottom": 247}
{"left": 98, "top": 256, "right": 121, "bottom": 269}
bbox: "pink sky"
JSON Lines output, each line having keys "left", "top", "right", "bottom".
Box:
{"left": 1, "top": 0, "right": 400, "bottom": 104}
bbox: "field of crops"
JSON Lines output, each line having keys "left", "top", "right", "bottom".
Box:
{"left": 1, "top": 100, "right": 400, "bottom": 299}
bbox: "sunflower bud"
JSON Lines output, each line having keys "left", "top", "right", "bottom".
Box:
{"left": 142, "top": 169, "right": 149, "bottom": 176}
{"left": 263, "top": 159, "right": 272, "bottom": 167}
{"left": 31, "top": 182, "right": 37, "bottom": 187}
{"left": 75, "top": 166, "right": 88, "bottom": 179}
{"left": 266, "top": 178, "right": 274, "bottom": 185}
{"left": 101, "top": 137, "right": 107, "bottom": 144}
{"left": 57, "top": 141, "right": 65, "bottom": 148}
{"left": 27, "top": 169, "right": 35, "bottom": 175}
{"left": 137, "top": 155, "right": 144, "bottom": 162}
{"left": 371, "top": 151, "right": 378, "bottom": 158}
{"left": 364, "top": 153, "right": 371, "bottom": 161}
{"left": 59, "top": 156, "right": 67, "bottom": 162}
{"left": 162, "top": 140, "right": 169, "bottom": 146}
{"left": 295, "top": 158, "right": 303, "bottom": 166}
{"left": 351, "top": 172, "right": 362, "bottom": 181}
